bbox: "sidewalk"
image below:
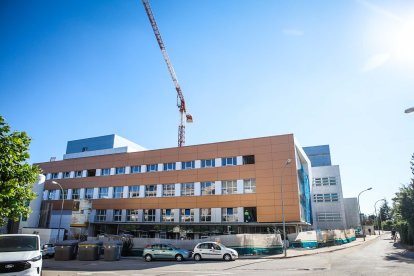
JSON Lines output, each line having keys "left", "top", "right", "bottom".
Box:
{"left": 240, "top": 233, "right": 380, "bottom": 259}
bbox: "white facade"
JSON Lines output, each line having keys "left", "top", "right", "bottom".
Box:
{"left": 343, "top": 197, "right": 360, "bottom": 229}
{"left": 310, "top": 165, "right": 347, "bottom": 230}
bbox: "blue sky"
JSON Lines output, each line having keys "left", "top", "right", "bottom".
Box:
{"left": 1, "top": 0, "right": 413, "bottom": 214}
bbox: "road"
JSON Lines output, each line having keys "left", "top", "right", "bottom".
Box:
{"left": 43, "top": 234, "right": 414, "bottom": 276}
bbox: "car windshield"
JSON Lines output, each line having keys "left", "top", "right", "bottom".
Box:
{"left": 218, "top": 243, "right": 227, "bottom": 249}
{"left": 0, "top": 236, "right": 39, "bottom": 252}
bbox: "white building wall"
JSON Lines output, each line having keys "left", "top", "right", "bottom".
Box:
{"left": 310, "top": 165, "right": 347, "bottom": 230}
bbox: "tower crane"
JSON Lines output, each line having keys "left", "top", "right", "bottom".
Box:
{"left": 142, "top": 0, "right": 193, "bottom": 147}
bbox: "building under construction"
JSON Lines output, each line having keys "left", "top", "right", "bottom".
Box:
{"left": 31, "top": 133, "right": 312, "bottom": 239}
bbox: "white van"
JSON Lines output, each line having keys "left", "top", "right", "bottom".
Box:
{"left": 0, "top": 234, "right": 42, "bottom": 275}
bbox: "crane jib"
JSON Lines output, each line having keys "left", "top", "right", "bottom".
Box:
{"left": 142, "top": 0, "right": 192, "bottom": 147}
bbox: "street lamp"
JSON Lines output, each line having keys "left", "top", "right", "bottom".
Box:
{"left": 51, "top": 181, "right": 65, "bottom": 242}
{"left": 404, "top": 107, "right": 414, "bottom": 113}
{"left": 280, "top": 158, "right": 292, "bottom": 257}
{"left": 357, "top": 187, "right": 372, "bottom": 241}
{"left": 374, "top": 199, "right": 386, "bottom": 235}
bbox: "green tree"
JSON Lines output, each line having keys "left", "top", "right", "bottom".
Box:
{"left": 379, "top": 200, "right": 392, "bottom": 222}
{"left": 0, "top": 116, "right": 40, "bottom": 226}
{"left": 392, "top": 154, "right": 414, "bottom": 245}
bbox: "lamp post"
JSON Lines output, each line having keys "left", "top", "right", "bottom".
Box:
{"left": 404, "top": 107, "right": 414, "bottom": 113}
{"left": 357, "top": 187, "right": 372, "bottom": 241}
{"left": 374, "top": 199, "right": 386, "bottom": 235}
{"left": 51, "top": 181, "right": 65, "bottom": 242}
{"left": 280, "top": 158, "right": 292, "bottom": 257}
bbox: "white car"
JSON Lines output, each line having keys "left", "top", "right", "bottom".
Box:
{"left": 192, "top": 242, "right": 238, "bottom": 261}
{"left": 0, "top": 234, "right": 42, "bottom": 275}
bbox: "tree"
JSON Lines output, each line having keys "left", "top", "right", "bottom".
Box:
{"left": 0, "top": 116, "right": 40, "bottom": 226}
{"left": 379, "top": 200, "right": 392, "bottom": 222}
{"left": 392, "top": 154, "right": 414, "bottom": 245}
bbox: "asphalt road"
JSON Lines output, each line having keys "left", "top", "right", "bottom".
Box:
{"left": 43, "top": 234, "right": 414, "bottom": 276}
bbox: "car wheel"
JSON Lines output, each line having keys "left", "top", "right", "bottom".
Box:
{"left": 223, "top": 254, "right": 232, "bottom": 261}
{"left": 194, "top": 254, "right": 202, "bottom": 261}
{"left": 175, "top": 254, "right": 183, "bottom": 262}
{"left": 144, "top": 254, "right": 153, "bottom": 262}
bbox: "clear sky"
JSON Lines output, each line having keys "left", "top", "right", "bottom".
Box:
{"left": 1, "top": 0, "right": 413, "bottom": 214}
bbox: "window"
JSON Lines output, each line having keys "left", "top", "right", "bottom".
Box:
{"left": 115, "top": 167, "right": 125, "bottom": 175}
{"left": 96, "top": 210, "right": 106, "bottom": 222}
{"left": 163, "top": 162, "right": 176, "bottom": 171}
{"left": 162, "top": 209, "right": 174, "bottom": 222}
{"left": 162, "top": 184, "right": 175, "bottom": 197}
{"left": 101, "top": 168, "right": 110, "bottom": 176}
{"left": 146, "top": 164, "right": 158, "bottom": 172}
{"left": 181, "top": 183, "right": 194, "bottom": 196}
{"left": 314, "top": 177, "right": 336, "bottom": 186}
{"left": 243, "top": 179, "right": 256, "bottom": 193}
{"left": 200, "top": 208, "right": 211, "bottom": 222}
{"left": 72, "top": 188, "right": 80, "bottom": 200}
{"left": 144, "top": 209, "right": 156, "bottom": 222}
{"left": 129, "top": 186, "right": 140, "bottom": 198}
{"left": 131, "top": 165, "right": 141, "bottom": 174}
{"left": 244, "top": 207, "right": 257, "bottom": 222}
{"left": 181, "top": 161, "right": 195, "bottom": 170}
{"left": 222, "top": 180, "right": 237, "bottom": 195}
{"left": 75, "top": 170, "right": 83, "bottom": 178}
{"left": 59, "top": 189, "right": 68, "bottom": 200}
{"left": 87, "top": 169, "right": 96, "bottom": 177}
{"left": 201, "top": 182, "right": 215, "bottom": 195}
{"left": 84, "top": 188, "right": 94, "bottom": 199}
{"left": 313, "top": 193, "right": 339, "bottom": 202}
{"left": 99, "top": 187, "right": 109, "bottom": 199}
{"left": 126, "top": 209, "right": 139, "bottom": 221}
{"left": 51, "top": 173, "right": 59, "bottom": 179}
{"left": 62, "top": 172, "right": 71, "bottom": 179}
{"left": 181, "top": 208, "right": 194, "bottom": 222}
{"left": 113, "top": 187, "right": 124, "bottom": 198}
{"left": 145, "top": 185, "right": 157, "bottom": 197}
{"left": 48, "top": 190, "right": 57, "bottom": 200}
{"left": 242, "top": 155, "right": 255, "bottom": 165}
{"left": 113, "top": 209, "right": 122, "bottom": 222}
{"left": 201, "top": 159, "right": 215, "bottom": 168}
{"left": 222, "top": 157, "right": 237, "bottom": 166}
{"left": 317, "top": 212, "right": 341, "bottom": 222}
{"left": 222, "top": 208, "right": 238, "bottom": 222}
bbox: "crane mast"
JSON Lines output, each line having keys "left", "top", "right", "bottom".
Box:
{"left": 142, "top": 0, "right": 193, "bottom": 147}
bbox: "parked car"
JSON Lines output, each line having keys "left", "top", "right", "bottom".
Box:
{"left": 41, "top": 243, "right": 55, "bottom": 258}
{"left": 192, "top": 242, "right": 238, "bottom": 261}
{"left": 0, "top": 234, "right": 42, "bottom": 276}
{"left": 143, "top": 244, "right": 191, "bottom": 262}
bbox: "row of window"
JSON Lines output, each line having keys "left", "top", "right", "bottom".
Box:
{"left": 95, "top": 208, "right": 241, "bottom": 223}
{"left": 312, "top": 193, "right": 339, "bottom": 203}
{"left": 313, "top": 177, "right": 337, "bottom": 186}
{"left": 49, "top": 155, "right": 255, "bottom": 180}
{"left": 47, "top": 179, "right": 257, "bottom": 200}
{"left": 316, "top": 212, "right": 342, "bottom": 222}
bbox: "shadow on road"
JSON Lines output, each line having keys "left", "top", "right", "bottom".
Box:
{"left": 383, "top": 241, "right": 414, "bottom": 264}
{"left": 43, "top": 257, "right": 197, "bottom": 272}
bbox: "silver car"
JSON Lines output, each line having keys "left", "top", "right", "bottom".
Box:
{"left": 193, "top": 242, "right": 238, "bottom": 261}
{"left": 143, "top": 244, "right": 191, "bottom": 262}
